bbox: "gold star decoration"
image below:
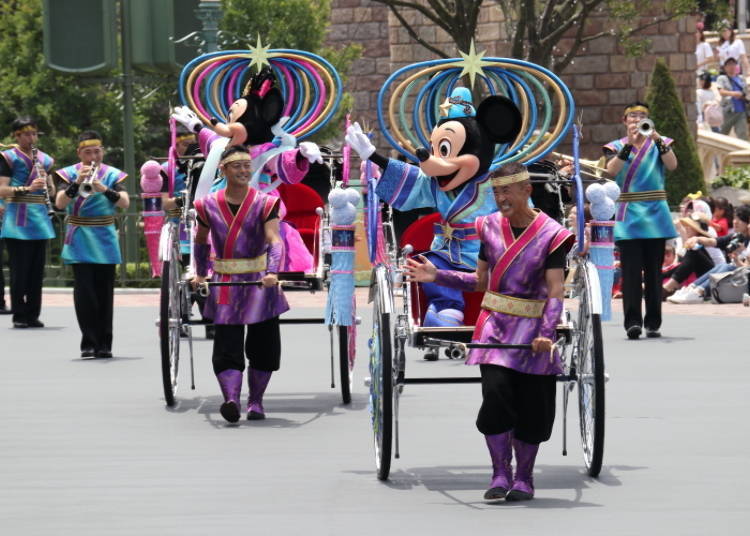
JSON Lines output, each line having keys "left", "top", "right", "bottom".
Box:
{"left": 455, "top": 40, "right": 486, "bottom": 89}
{"left": 439, "top": 98, "right": 452, "bottom": 117}
{"left": 248, "top": 35, "right": 272, "bottom": 73}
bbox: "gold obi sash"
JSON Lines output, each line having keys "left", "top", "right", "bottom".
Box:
{"left": 166, "top": 208, "right": 182, "bottom": 218}
{"left": 67, "top": 215, "right": 116, "bottom": 226}
{"left": 8, "top": 192, "right": 47, "bottom": 204}
{"left": 213, "top": 254, "right": 267, "bottom": 275}
{"left": 481, "top": 290, "right": 545, "bottom": 318}
{"left": 617, "top": 189, "right": 667, "bottom": 202}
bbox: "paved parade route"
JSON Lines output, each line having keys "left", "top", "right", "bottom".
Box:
{"left": 1, "top": 298, "right": 748, "bottom": 535}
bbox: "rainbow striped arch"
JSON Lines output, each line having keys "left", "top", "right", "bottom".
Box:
{"left": 179, "top": 49, "right": 343, "bottom": 140}
{"left": 377, "top": 57, "right": 575, "bottom": 170}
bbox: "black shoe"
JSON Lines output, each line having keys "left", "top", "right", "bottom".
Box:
{"left": 220, "top": 401, "right": 240, "bottom": 423}
{"left": 646, "top": 328, "right": 661, "bottom": 338}
{"left": 205, "top": 324, "right": 215, "bottom": 340}
{"left": 247, "top": 410, "right": 266, "bottom": 421}
{"left": 95, "top": 350, "right": 113, "bottom": 358}
{"left": 626, "top": 325, "right": 642, "bottom": 340}
{"left": 81, "top": 348, "right": 96, "bottom": 358}
{"left": 483, "top": 486, "right": 509, "bottom": 501}
{"left": 423, "top": 350, "right": 438, "bottom": 361}
{"left": 505, "top": 489, "right": 534, "bottom": 501}
{"left": 26, "top": 319, "right": 44, "bottom": 328}
{"left": 0, "top": 305, "right": 12, "bottom": 315}
{"left": 13, "top": 321, "right": 29, "bottom": 329}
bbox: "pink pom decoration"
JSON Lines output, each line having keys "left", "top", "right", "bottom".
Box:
{"left": 140, "top": 160, "right": 163, "bottom": 193}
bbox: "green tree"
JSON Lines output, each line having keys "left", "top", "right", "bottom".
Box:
{"left": 646, "top": 59, "right": 704, "bottom": 205}
{"left": 0, "top": 0, "right": 177, "bottom": 170}
{"left": 219, "top": 0, "right": 360, "bottom": 143}
{"left": 374, "top": 0, "right": 710, "bottom": 74}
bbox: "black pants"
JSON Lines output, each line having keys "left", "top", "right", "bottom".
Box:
{"left": 72, "top": 263, "right": 115, "bottom": 352}
{"left": 476, "top": 365, "right": 557, "bottom": 444}
{"left": 0, "top": 237, "right": 6, "bottom": 307}
{"left": 212, "top": 317, "right": 281, "bottom": 374}
{"left": 671, "top": 248, "right": 714, "bottom": 284}
{"left": 616, "top": 238, "right": 665, "bottom": 331}
{"left": 5, "top": 238, "right": 46, "bottom": 323}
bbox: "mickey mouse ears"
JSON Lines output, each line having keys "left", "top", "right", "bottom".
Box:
{"left": 377, "top": 54, "right": 575, "bottom": 170}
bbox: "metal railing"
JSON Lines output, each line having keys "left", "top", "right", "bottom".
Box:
{"left": 42, "top": 207, "right": 159, "bottom": 288}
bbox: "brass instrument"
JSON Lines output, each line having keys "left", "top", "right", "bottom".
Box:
{"left": 550, "top": 151, "right": 610, "bottom": 179}
{"left": 80, "top": 161, "right": 99, "bottom": 198}
{"left": 30, "top": 145, "right": 55, "bottom": 217}
{"left": 638, "top": 118, "right": 655, "bottom": 137}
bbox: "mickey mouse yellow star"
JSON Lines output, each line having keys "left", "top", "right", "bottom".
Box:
{"left": 455, "top": 40, "right": 486, "bottom": 89}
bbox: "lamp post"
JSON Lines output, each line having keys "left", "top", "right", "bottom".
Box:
{"left": 195, "top": 0, "right": 223, "bottom": 53}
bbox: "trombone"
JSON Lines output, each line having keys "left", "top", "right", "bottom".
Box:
{"left": 549, "top": 151, "right": 610, "bottom": 180}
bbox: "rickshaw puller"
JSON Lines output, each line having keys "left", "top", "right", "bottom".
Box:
{"left": 405, "top": 163, "right": 574, "bottom": 501}
{"left": 192, "top": 146, "right": 289, "bottom": 423}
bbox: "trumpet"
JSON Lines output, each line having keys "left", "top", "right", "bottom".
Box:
{"left": 638, "top": 118, "right": 655, "bottom": 137}
{"left": 30, "top": 145, "right": 55, "bottom": 217}
{"left": 80, "top": 161, "right": 99, "bottom": 198}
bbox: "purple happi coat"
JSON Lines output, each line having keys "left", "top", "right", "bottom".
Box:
{"left": 466, "top": 211, "right": 574, "bottom": 375}
{"left": 194, "top": 188, "right": 289, "bottom": 325}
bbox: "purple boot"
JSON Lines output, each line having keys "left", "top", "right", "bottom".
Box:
{"left": 247, "top": 369, "right": 272, "bottom": 420}
{"left": 506, "top": 438, "right": 540, "bottom": 501}
{"left": 483, "top": 432, "right": 513, "bottom": 501}
{"left": 216, "top": 369, "right": 242, "bottom": 423}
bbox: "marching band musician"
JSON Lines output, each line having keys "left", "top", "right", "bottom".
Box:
{"left": 405, "top": 163, "right": 574, "bottom": 502}
{"left": 0, "top": 117, "right": 56, "bottom": 328}
{"left": 55, "top": 131, "right": 130, "bottom": 358}
{"left": 192, "top": 145, "right": 289, "bottom": 424}
{"left": 604, "top": 102, "right": 678, "bottom": 340}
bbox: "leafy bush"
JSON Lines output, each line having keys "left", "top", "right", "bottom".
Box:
{"left": 711, "top": 165, "right": 750, "bottom": 190}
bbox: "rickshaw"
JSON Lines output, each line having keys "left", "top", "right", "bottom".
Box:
{"left": 361, "top": 55, "right": 606, "bottom": 480}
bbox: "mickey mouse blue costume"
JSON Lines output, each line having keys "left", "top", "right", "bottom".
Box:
{"left": 346, "top": 88, "right": 521, "bottom": 332}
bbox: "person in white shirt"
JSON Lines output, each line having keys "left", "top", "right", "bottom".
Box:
{"left": 717, "top": 26, "right": 750, "bottom": 75}
{"left": 695, "top": 29, "right": 717, "bottom": 77}
{"left": 696, "top": 73, "right": 722, "bottom": 132}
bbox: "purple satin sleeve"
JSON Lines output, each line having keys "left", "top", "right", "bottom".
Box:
{"left": 194, "top": 243, "right": 210, "bottom": 277}
{"left": 539, "top": 297, "right": 563, "bottom": 340}
{"left": 266, "top": 241, "right": 283, "bottom": 274}
{"left": 434, "top": 269, "right": 477, "bottom": 292}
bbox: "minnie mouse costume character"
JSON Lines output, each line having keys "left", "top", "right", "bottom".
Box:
{"left": 172, "top": 68, "right": 322, "bottom": 272}
{"left": 346, "top": 87, "right": 521, "bottom": 329}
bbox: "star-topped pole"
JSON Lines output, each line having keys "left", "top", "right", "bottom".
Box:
{"left": 247, "top": 34, "right": 272, "bottom": 73}
{"left": 455, "top": 40, "right": 486, "bottom": 89}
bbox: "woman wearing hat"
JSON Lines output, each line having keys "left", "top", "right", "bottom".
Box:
{"left": 662, "top": 214, "right": 716, "bottom": 297}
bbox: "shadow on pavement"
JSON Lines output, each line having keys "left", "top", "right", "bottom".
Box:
{"left": 351, "top": 463, "right": 646, "bottom": 509}
{"left": 165, "top": 391, "right": 368, "bottom": 429}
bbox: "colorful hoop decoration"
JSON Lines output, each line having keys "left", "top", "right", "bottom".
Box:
{"left": 376, "top": 57, "right": 575, "bottom": 170}
{"left": 179, "top": 48, "right": 343, "bottom": 140}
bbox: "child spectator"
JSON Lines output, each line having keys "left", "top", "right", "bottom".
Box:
{"left": 710, "top": 196, "right": 733, "bottom": 237}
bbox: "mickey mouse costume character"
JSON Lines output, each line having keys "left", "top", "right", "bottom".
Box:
{"left": 346, "top": 87, "right": 521, "bottom": 335}
{"left": 172, "top": 68, "right": 322, "bottom": 273}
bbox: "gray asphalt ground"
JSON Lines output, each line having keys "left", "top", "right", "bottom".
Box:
{"left": 1, "top": 299, "right": 748, "bottom": 535}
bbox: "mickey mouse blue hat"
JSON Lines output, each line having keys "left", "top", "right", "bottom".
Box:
{"left": 440, "top": 87, "right": 476, "bottom": 119}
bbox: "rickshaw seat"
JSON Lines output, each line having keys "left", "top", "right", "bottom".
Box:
{"left": 398, "top": 212, "right": 482, "bottom": 327}
{"left": 277, "top": 182, "right": 324, "bottom": 256}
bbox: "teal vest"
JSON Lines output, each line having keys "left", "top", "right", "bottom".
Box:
{"left": 57, "top": 163, "right": 127, "bottom": 264}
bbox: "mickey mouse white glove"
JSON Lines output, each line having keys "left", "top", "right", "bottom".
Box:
{"left": 171, "top": 106, "right": 203, "bottom": 133}
{"left": 345, "top": 122, "right": 375, "bottom": 160}
{"left": 298, "top": 142, "right": 323, "bottom": 164}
